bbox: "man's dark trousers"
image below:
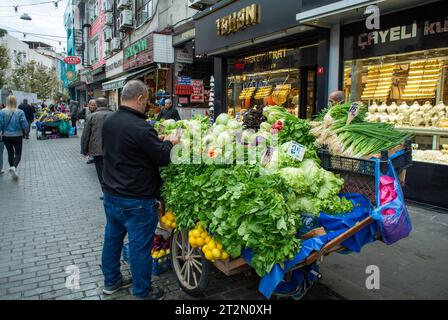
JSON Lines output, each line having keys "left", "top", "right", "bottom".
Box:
{"left": 94, "top": 155, "right": 106, "bottom": 191}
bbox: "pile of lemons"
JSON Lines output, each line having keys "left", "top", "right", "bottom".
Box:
{"left": 188, "top": 222, "right": 230, "bottom": 262}
{"left": 151, "top": 248, "right": 170, "bottom": 259}
{"left": 161, "top": 211, "right": 177, "bottom": 229}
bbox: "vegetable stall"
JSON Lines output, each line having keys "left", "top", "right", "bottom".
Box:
{"left": 152, "top": 103, "right": 413, "bottom": 299}
{"left": 35, "top": 111, "right": 71, "bottom": 139}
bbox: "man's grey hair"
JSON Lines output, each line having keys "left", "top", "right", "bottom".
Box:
{"left": 122, "top": 80, "right": 148, "bottom": 101}
{"left": 165, "top": 99, "right": 172, "bottom": 105}
{"left": 329, "top": 90, "right": 345, "bottom": 104}
{"left": 95, "top": 97, "right": 108, "bottom": 108}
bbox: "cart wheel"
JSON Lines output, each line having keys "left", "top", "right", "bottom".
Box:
{"left": 171, "top": 229, "right": 211, "bottom": 297}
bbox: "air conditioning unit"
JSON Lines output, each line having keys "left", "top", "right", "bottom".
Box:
{"left": 188, "top": 0, "right": 218, "bottom": 10}
{"left": 118, "top": 9, "right": 133, "bottom": 30}
{"left": 103, "top": 27, "right": 112, "bottom": 42}
{"left": 117, "top": 0, "right": 131, "bottom": 11}
{"left": 111, "top": 37, "right": 121, "bottom": 52}
{"left": 105, "top": 12, "right": 113, "bottom": 26}
{"left": 102, "top": 0, "right": 113, "bottom": 13}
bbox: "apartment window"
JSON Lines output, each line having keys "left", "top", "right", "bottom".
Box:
{"left": 88, "top": 0, "right": 99, "bottom": 23}
{"left": 89, "top": 37, "right": 99, "bottom": 64}
{"left": 136, "top": 0, "right": 153, "bottom": 27}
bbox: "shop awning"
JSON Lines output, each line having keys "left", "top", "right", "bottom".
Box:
{"left": 102, "top": 66, "right": 156, "bottom": 91}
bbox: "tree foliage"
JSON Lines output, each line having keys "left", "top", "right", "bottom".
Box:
{"left": 9, "top": 59, "right": 61, "bottom": 100}
{"left": 0, "top": 44, "right": 9, "bottom": 89}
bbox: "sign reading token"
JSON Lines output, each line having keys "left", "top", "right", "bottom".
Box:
{"left": 288, "top": 141, "right": 306, "bottom": 162}
{"left": 346, "top": 102, "right": 362, "bottom": 125}
{"left": 64, "top": 56, "right": 81, "bottom": 65}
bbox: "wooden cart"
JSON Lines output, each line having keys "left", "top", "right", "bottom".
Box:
{"left": 163, "top": 144, "right": 412, "bottom": 299}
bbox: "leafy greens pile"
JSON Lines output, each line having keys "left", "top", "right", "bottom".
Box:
{"left": 158, "top": 111, "right": 353, "bottom": 276}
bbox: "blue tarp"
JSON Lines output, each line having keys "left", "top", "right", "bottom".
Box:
{"left": 240, "top": 193, "right": 378, "bottom": 299}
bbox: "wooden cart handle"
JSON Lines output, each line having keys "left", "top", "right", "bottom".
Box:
{"left": 304, "top": 216, "right": 375, "bottom": 266}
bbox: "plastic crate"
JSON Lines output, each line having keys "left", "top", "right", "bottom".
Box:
{"left": 122, "top": 243, "right": 172, "bottom": 276}
{"left": 318, "top": 140, "right": 413, "bottom": 204}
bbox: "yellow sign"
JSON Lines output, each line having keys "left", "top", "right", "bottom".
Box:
{"left": 216, "top": 4, "right": 260, "bottom": 36}
{"left": 244, "top": 49, "right": 289, "bottom": 64}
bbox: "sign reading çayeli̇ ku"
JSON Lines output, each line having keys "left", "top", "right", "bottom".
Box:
{"left": 343, "top": 1, "right": 448, "bottom": 60}
{"left": 123, "top": 33, "right": 173, "bottom": 71}
{"left": 216, "top": 4, "right": 260, "bottom": 36}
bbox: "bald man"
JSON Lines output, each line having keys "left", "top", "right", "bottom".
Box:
{"left": 328, "top": 90, "right": 345, "bottom": 107}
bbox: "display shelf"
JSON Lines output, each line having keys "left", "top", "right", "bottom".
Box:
{"left": 395, "top": 125, "right": 448, "bottom": 150}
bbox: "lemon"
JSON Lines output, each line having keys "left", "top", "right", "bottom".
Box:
{"left": 192, "top": 230, "right": 201, "bottom": 238}
{"left": 221, "top": 251, "right": 229, "bottom": 260}
{"left": 217, "top": 243, "right": 223, "bottom": 251}
{"left": 207, "top": 240, "right": 215, "bottom": 250}
{"left": 195, "top": 237, "right": 204, "bottom": 246}
{"left": 205, "top": 251, "right": 213, "bottom": 260}
{"left": 159, "top": 249, "right": 166, "bottom": 257}
{"left": 200, "top": 231, "right": 208, "bottom": 239}
{"left": 161, "top": 216, "right": 168, "bottom": 224}
{"left": 202, "top": 246, "right": 208, "bottom": 254}
{"left": 212, "top": 248, "right": 221, "bottom": 259}
{"left": 188, "top": 230, "right": 194, "bottom": 237}
{"left": 171, "top": 222, "right": 177, "bottom": 229}
{"left": 189, "top": 237, "right": 196, "bottom": 247}
{"left": 204, "top": 236, "right": 211, "bottom": 244}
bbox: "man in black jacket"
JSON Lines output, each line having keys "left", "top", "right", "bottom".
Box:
{"left": 18, "top": 99, "right": 35, "bottom": 139}
{"left": 156, "top": 98, "right": 181, "bottom": 121}
{"left": 101, "top": 80, "right": 179, "bottom": 300}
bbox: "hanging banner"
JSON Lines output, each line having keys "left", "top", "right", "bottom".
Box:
{"left": 190, "top": 80, "right": 204, "bottom": 103}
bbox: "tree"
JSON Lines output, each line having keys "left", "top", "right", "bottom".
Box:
{"left": 0, "top": 30, "right": 9, "bottom": 88}
{"left": 9, "top": 60, "right": 61, "bottom": 101}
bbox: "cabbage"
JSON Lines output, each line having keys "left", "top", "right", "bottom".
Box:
{"left": 259, "top": 122, "right": 272, "bottom": 133}
{"left": 215, "top": 113, "right": 230, "bottom": 126}
{"left": 216, "top": 131, "right": 234, "bottom": 147}
{"left": 163, "top": 119, "right": 176, "bottom": 130}
{"left": 212, "top": 124, "right": 226, "bottom": 137}
{"left": 227, "top": 119, "right": 242, "bottom": 130}
{"left": 316, "top": 170, "right": 344, "bottom": 200}
{"left": 241, "top": 129, "right": 256, "bottom": 144}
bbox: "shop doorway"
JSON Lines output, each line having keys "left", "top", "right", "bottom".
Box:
{"left": 299, "top": 67, "right": 317, "bottom": 120}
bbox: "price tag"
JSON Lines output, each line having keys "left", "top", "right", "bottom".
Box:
{"left": 346, "top": 102, "right": 361, "bottom": 125}
{"left": 288, "top": 142, "right": 306, "bottom": 162}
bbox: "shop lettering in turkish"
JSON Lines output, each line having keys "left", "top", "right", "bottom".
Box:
{"left": 191, "top": 80, "right": 204, "bottom": 103}
{"left": 126, "top": 38, "right": 148, "bottom": 59}
{"left": 216, "top": 4, "right": 260, "bottom": 36}
{"left": 123, "top": 35, "right": 154, "bottom": 71}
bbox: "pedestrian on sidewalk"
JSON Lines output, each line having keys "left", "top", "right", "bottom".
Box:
{"left": 84, "top": 99, "right": 97, "bottom": 164}
{"left": 101, "top": 80, "right": 179, "bottom": 300}
{"left": 81, "top": 97, "right": 113, "bottom": 199}
{"left": 0, "top": 103, "right": 4, "bottom": 174}
{"left": 69, "top": 100, "right": 80, "bottom": 136}
{"left": 0, "top": 95, "right": 29, "bottom": 179}
{"left": 18, "top": 99, "right": 35, "bottom": 139}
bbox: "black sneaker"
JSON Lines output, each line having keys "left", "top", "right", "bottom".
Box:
{"left": 135, "top": 287, "right": 165, "bottom": 300}
{"left": 102, "top": 276, "right": 132, "bottom": 295}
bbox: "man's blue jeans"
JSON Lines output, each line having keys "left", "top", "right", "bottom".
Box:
{"left": 101, "top": 192, "right": 158, "bottom": 298}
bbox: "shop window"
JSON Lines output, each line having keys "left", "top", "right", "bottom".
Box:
{"left": 136, "top": 0, "right": 153, "bottom": 27}
{"left": 344, "top": 48, "right": 448, "bottom": 164}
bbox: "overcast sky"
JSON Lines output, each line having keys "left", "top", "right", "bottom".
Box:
{"left": 0, "top": 0, "right": 68, "bottom": 53}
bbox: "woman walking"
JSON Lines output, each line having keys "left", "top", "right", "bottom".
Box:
{"left": 0, "top": 96, "right": 29, "bottom": 179}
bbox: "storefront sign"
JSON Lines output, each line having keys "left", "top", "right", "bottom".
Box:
{"left": 105, "top": 52, "right": 124, "bottom": 78}
{"left": 103, "top": 79, "right": 126, "bottom": 91}
{"left": 194, "top": 0, "right": 301, "bottom": 55}
{"left": 244, "top": 49, "right": 288, "bottom": 64}
{"left": 123, "top": 33, "right": 173, "bottom": 71}
{"left": 343, "top": 2, "right": 448, "bottom": 60}
{"left": 177, "top": 76, "right": 192, "bottom": 85}
{"left": 190, "top": 80, "right": 204, "bottom": 103}
{"left": 175, "top": 84, "right": 193, "bottom": 95}
{"left": 179, "top": 97, "right": 189, "bottom": 104}
{"left": 125, "top": 38, "right": 148, "bottom": 60}
{"left": 176, "top": 49, "right": 194, "bottom": 64}
{"left": 66, "top": 70, "right": 78, "bottom": 82}
{"left": 216, "top": 4, "right": 260, "bottom": 36}
{"left": 64, "top": 56, "right": 81, "bottom": 65}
